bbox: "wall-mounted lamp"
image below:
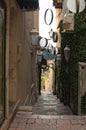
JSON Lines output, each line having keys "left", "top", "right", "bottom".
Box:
{"left": 56, "top": 54, "right": 61, "bottom": 67}
{"left": 49, "top": 29, "right": 53, "bottom": 38}
{"left": 37, "top": 50, "right": 43, "bottom": 64}
{"left": 30, "top": 28, "right": 39, "bottom": 46}
{"left": 64, "top": 45, "right": 70, "bottom": 62}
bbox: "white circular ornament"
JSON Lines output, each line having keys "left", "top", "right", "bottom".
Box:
{"left": 39, "top": 38, "right": 47, "bottom": 48}
{"left": 67, "top": 0, "right": 85, "bottom": 13}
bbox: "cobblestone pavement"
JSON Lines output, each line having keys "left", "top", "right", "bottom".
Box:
{"left": 8, "top": 93, "right": 86, "bottom": 130}
{"left": 8, "top": 114, "right": 86, "bottom": 130}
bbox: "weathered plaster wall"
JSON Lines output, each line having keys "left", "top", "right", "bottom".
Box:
{"left": 1, "top": 0, "right": 39, "bottom": 129}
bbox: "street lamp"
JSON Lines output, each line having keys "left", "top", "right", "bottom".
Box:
{"left": 64, "top": 45, "right": 70, "bottom": 62}
{"left": 30, "top": 28, "right": 39, "bottom": 46}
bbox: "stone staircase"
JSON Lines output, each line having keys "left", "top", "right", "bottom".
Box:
{"left": 32, "top": 92, "right": 72, "bottom": 115}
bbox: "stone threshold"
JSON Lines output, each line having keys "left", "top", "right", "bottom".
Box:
{"left": 16, "top": 114, "right": 86, "bottom": 120}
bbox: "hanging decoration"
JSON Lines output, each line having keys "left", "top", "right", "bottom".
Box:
{"left": 52, "top": 32, "right": 58, "bottom": 42}
{"left": 44, "top": 8, "right": 53, "bottom": 25}
{"left": 67, "top": 0, "right": 85, "bottom": 13}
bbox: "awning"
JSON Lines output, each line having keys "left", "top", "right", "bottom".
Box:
{"left": 16, "top": 0, "right": 39, "bottom": 10}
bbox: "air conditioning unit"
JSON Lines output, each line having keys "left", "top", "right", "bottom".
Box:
{"left": 63, "top": 13, "right": 74, "bottom": 31}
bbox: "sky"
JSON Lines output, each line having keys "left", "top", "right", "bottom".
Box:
{"left": 39, "top": 0, "right": 56, "bottom": 41}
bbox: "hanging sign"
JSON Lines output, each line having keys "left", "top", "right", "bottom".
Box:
{"left": 67, "top": 0, "right": 85, "bottom": 13}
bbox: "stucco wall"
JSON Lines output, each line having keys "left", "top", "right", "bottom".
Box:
{"left": 1, "top": 0, "right": 39, "bottom": 129}
{"left": 8, "top": 1, "right": 39, "bottom": 105}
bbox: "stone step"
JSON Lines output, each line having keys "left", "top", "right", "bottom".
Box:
{"left": 33, "top": 94, "right": 72, "bottom": 115}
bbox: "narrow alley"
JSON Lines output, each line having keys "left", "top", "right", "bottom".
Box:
{"left": 0, "top": 0, "right": 86, "bottom": 130}
{"left": 8, "top": 93, "right": 86, "bottom": 130}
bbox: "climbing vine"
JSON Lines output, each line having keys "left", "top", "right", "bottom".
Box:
{"left": 60, "top": 9, "right": 86, "bottom": 114}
